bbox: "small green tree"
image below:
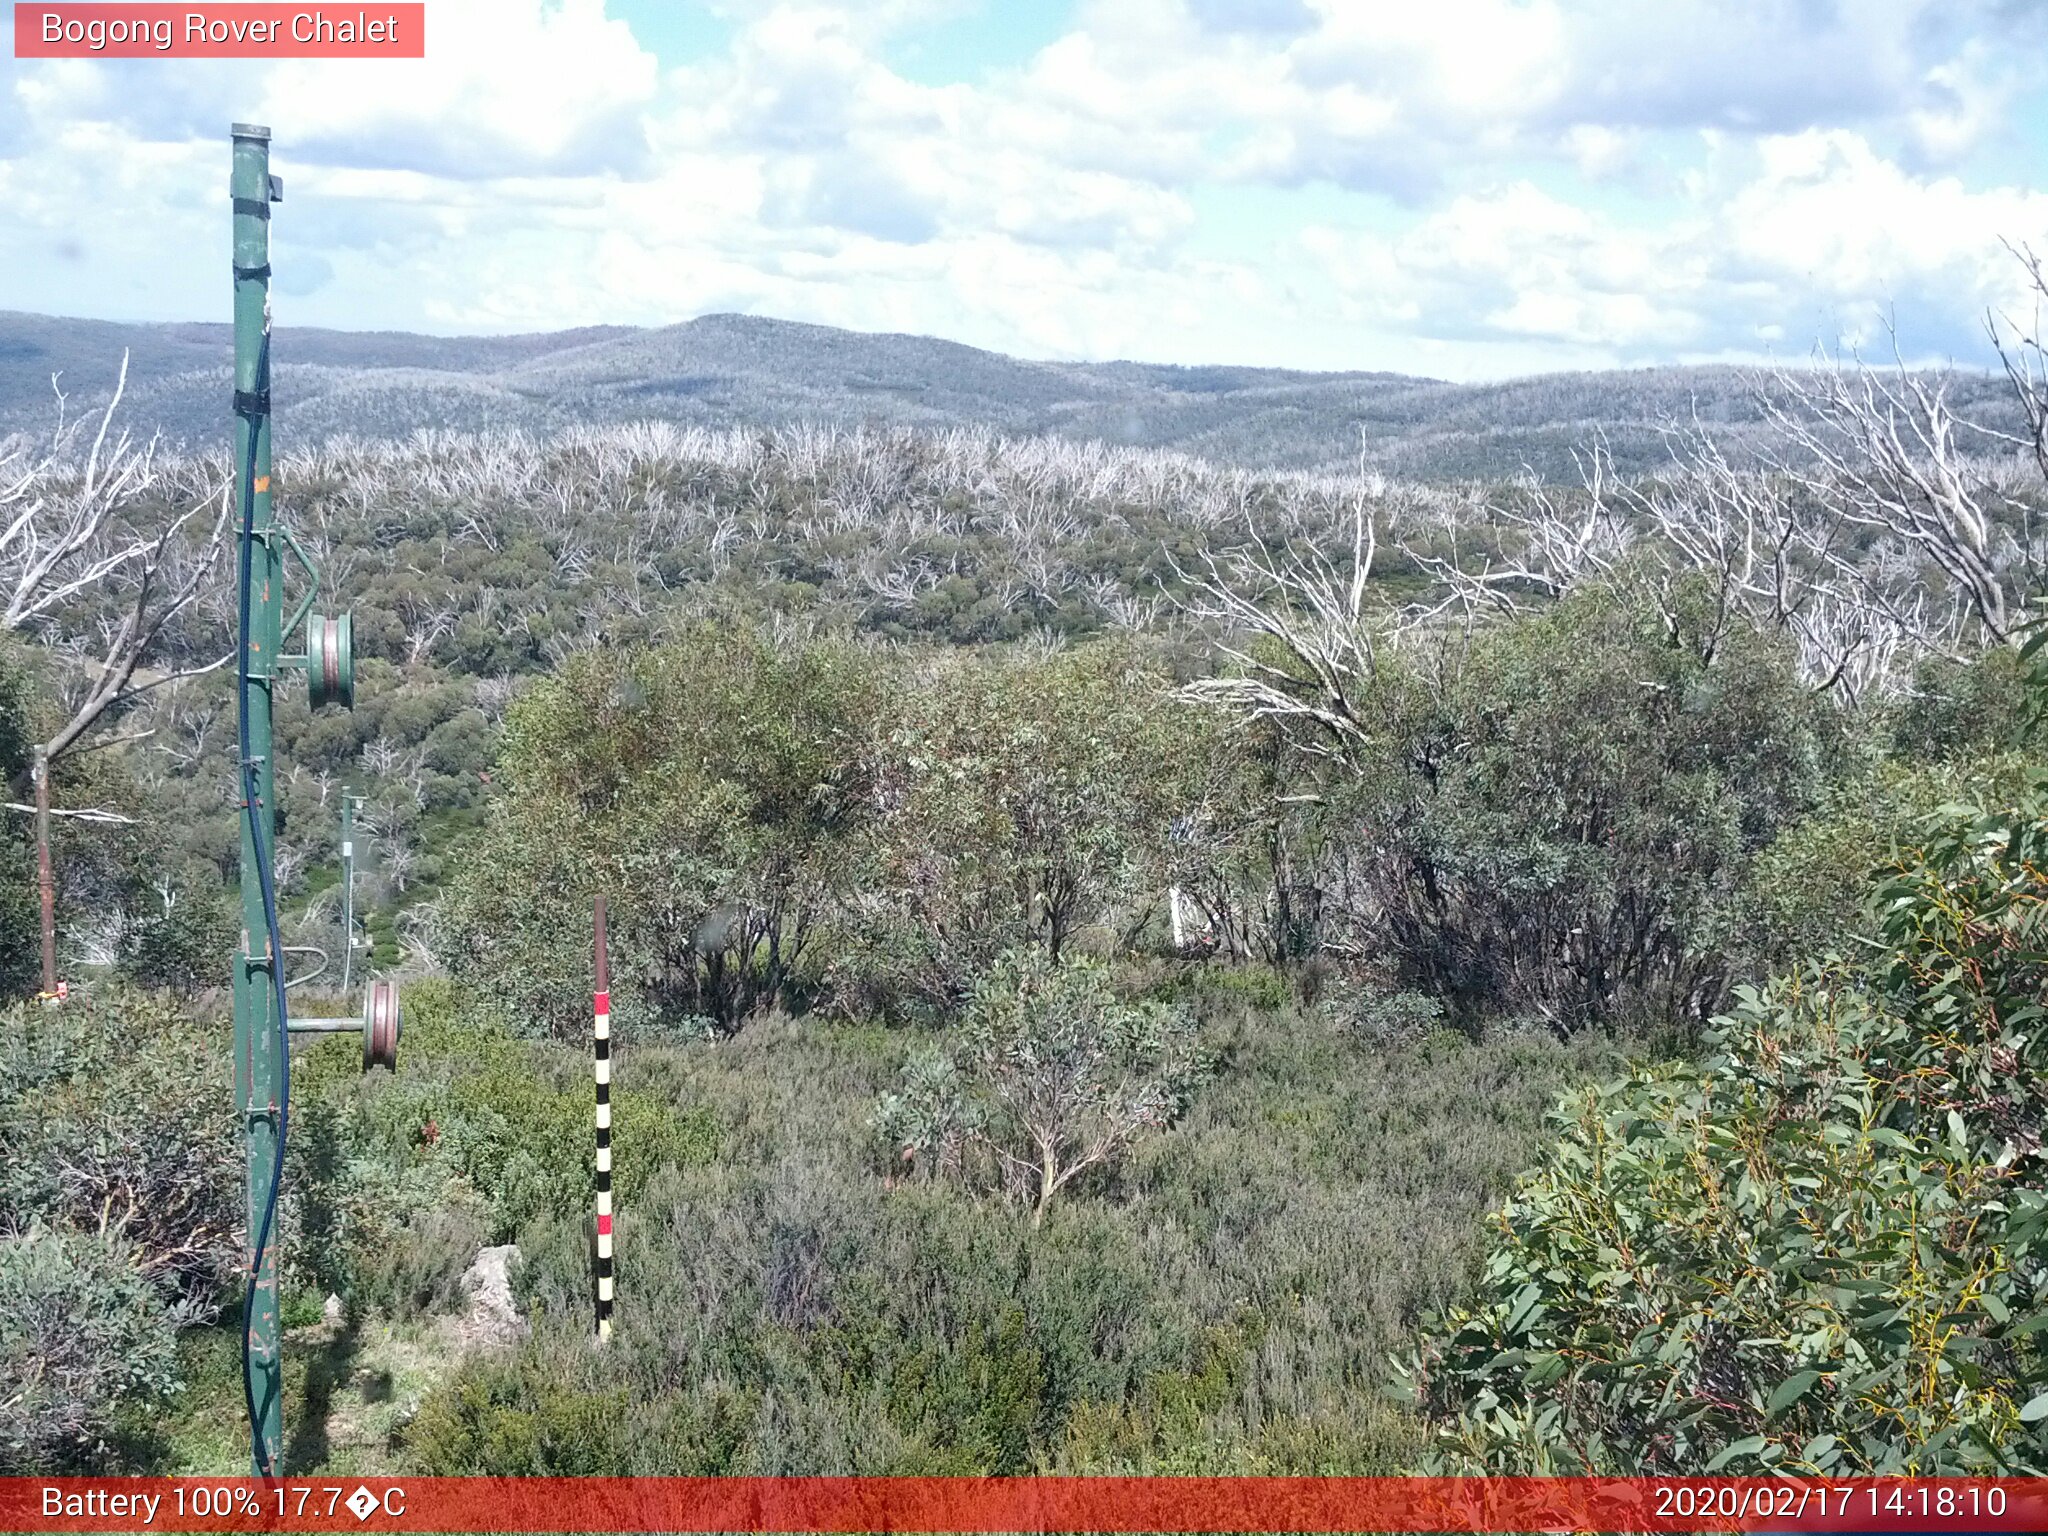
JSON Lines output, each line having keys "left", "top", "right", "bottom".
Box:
{"left": 862, "top": 642, "right": 1191, "bottom": 1015}
{"left": 440, "top": 626, "right": 884, "bottom": 1037}
{"left": 1348, "top": 577, "right": 1834, "bottom": 1030}
{"left": 881, "top": 950, "right": 1208, "bottom": 1226}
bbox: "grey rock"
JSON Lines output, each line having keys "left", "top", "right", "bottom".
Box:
{"left": 457, "top": 1244, "right": 527, "bottom": 1346}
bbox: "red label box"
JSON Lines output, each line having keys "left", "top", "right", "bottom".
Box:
{"left": 5, "top": 1477, "right": 2048, "bottom": 1533}
{"left": 13, "top": 4, "right": 426, "bottom": 58}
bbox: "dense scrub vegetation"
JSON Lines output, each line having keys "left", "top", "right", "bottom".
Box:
{"left": 8, "top": 278, "right": 2048, "bottom": 1475}
{"left": 18, "top": 609, "right": 2034, "bottom": 1475}
{"left": 1402, "top": 726, "right": 2048, "bottom": 1472}
{"left": 395, "top": 979, "right": 1615, "bottom": 1475}
{"left": 0, "top": 990, "right": 235, "bottom": 1469}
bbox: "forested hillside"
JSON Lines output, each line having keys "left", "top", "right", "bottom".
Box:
{"left": 6, "top": 263, "right": 2048, "bottom": 1478}
{"left": 1, "top": 307, "right": 2022, "bottom": 482}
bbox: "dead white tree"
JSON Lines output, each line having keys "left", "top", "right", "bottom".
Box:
{"left": 3, "top": 358, "right": 233, "bottom": 753}
{"left": 1086, "top": 574, "right": 1163, "bottom": 631}
{"left": 1597, "top": 419, "right": 1925, "bottom": 698}
{"left": 1398, "top": 442, "right": 1635, "bottom": 630}
{"left": 361, "top": 734, "right": 403, "bottom": 778}
{"left": 1386, "top": 278, "right": 2048, "bottom": 704}
{"left": 382, "top": 841, "right": 416, "bottom": 894}
{"left": 403, "top": 602, "right": 458, "bottom": 665}
{"left": 395, "top": 901, "right": 441, "bottom": 974}
{"left": 863, "top": 557, "right": 942, "bottom": 611}
{"left": 2, "top": 356, "right": 232, "bottom": 993}
{"left": 474, "top": 673, "right": 522, "bottom": 726}
{"left": 1757, "top": 331, "right": 2036, "bottom": 651}
{"left": 1174, "top": 471, "right": 1388, "bottom": 760}
{"left": 1992, "top": 242, "right": 2048, "bottom": 489}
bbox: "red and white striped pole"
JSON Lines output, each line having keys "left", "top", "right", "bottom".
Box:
{"left": 593, "top": 895, "right": 614, "bottom": 1342}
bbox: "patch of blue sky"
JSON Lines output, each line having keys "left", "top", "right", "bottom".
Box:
{"left": 1487, "top": 152, "right": 1699, "bottom": 225}
{"left": 1178, "top": 181, "right": 1407, "bottom": 264}
{"left": 606, "top": 0, "right": 733, "bottom": 68}
{"left": 1969, "top": 94, "right": 2048, "bottom": 189}
{"left": 880, "top": 1, "right": 1077, "bottom": 84}
{"left": 1524, "top": 122, "right": 1717, "bottom": 196}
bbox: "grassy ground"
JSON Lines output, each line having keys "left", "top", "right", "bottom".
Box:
{"left": 405, "top": 982, "right": 1628, "bottom": 1475}
{"left": 123, "top": 1314, "right": 468, "bottom": 1475}
{"left": 134, "top": 976, "right": 1633, "bottom": 1475}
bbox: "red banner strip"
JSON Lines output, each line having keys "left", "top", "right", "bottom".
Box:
{"left": 4, "top": 1478, "right": 2047, "bottom": 1533}
{"left": 12, "top": 5, "right": 425, "bottom": 59}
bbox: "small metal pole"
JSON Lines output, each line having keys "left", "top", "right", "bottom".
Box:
{"left": 339, "top": 791, "right": 356, "bottom": 996}
{"left": 593, "top": 895, "right": 614, "bottom": 1342}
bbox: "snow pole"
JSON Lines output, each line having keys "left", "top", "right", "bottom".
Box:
{"left": 593, "top": 894, "right": 614, "bottom": 1341}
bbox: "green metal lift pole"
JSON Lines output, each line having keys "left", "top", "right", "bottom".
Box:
{"left": 231, "top": 121, "right": 284, "bottom": 1476}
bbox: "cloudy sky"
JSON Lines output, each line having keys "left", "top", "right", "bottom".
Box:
{"left": 3, "top": 0, "right": 2046, "bottom": 378}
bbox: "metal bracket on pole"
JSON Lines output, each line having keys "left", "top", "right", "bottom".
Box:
{"left": 278, "top": 523, "right": 321, "bottom": 644}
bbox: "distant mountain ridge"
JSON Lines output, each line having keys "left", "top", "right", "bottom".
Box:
{"left": 0, "top": 308, "right": 2018, "bottom": 482}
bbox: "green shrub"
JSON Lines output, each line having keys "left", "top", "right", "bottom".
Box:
{"left": 1165, "top": 962, "right": 1296, "bottom": 1014}
{"left": 1254, "top": 578, "right": 1838, "bottom": 1032}
{"left": 1322, "top": 981, "right": 1446, "bottom": 1046}
{"left": 844, "top": 643, "right": 1196, "bottom": 1018}
{"left": 409, "top": 1315, "right": 762, "bottom": 1476}
{"left": 119, "top": 889, "right": 239, "bottom": 993}
{"left": 439, "top": 628, "right": 885, "bottom": 1038}
{"left": 350, "top": 1201, "right": 494, "bottom": 1317}
{"left": 1401, "top": 777, "right": 2048, "bottom": 1473}
{"left": 1735, "top": 749, "right": 2040, "bottom": 975}
{"left": 0, "top": 642, "right": 38, "bottom": 1000}
{"left": 400, "top": 982, "right": 1608, "bottom": 1477}
{"left": 1889, "top": 646, "right": 2030, "bottom": 762}
{"left": 287, "top": 981, "right": 721, "bottom": 1307}
{"left": 0, "top": 1226, "right": 183, "bottom": 1471}
{"left": 0, "top": 989, "right": 238, "bottom": 1302}
{"left": 878, "top": 950, "right": 1209, "bottom": 1225}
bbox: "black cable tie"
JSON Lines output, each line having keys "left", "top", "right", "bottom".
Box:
{"left": 233, "top": 262, "right": 272, "bottom": 282}
{"left": 232, "top": 196, "right": 271, "bottom": 220}
{"left": 233, "top": 388, "right": 270, "bottom": 417}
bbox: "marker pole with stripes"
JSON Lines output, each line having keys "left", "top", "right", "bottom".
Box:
{"left": 593, "top": 895, "right": 614, "bottom": 1342}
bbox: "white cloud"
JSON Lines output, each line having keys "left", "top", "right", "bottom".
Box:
{"left": 0, "top": 0, "right": 2043, "bottom": 377}
{"left": 268, "top": 0, "right": 660, "bottom": 179}
{"left": 1301, "top": 130, "right": 2048, "bottom": 365}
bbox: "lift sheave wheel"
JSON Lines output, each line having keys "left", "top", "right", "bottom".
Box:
{"left": 306, "top": 612, "right": 354, "bottom": 710}
{"left": 362, "top": 977, "right": 401, "bottom": 1072}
